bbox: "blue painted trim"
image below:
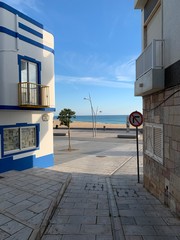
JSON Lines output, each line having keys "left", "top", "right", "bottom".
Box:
{"left": 0, "top": 26, "right": 17, "bottom": 38}
{"left": 19, "top": 34, "right": 54, "bottom": 53}
{"left": 18, "top": 55, "right": 41, "bottom": 84}
{"left": 0, "top": 123, "right": 40, "bottom": 158}
{"left": 15, "top": 123, "right": 29, "bottom": 126}
{"left": 0, "top": 2, "right": 43, "bottom": 29}
{"left": 4, "top": 147, "right": 39, "bottom": 158}
{"left": 13, "top": 155, "right": 35, "bottom": 171}
{"left": 0, "top": 105, "right": 56, "bottom": 111}
{"left": 0, "top": 156, "right": 14, "bottom": 173}
{"left": 34, "top": 154, "right": 54, "bottom": 168}
{"left": 0, "top": 154, "right": 54, "bottom": 173}
{"left": 18, "top": 55, "right": 41, "bottom": 70}
{"left": 0, "top": 26, "right": 54, "bottom": 54}
{"left": 19, "top": 23, "right": 43, "bottom": 39}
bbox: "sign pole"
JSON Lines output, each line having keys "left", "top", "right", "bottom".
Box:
{"left": 129, "top": 111, "right": 143, "bottom": 184}
{"left": 136, "top": 126, "right": 140, "bottom": 183}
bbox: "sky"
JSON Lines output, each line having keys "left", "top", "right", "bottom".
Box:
{"left": 4, "top": 0, "right": 142, "bottom": 116}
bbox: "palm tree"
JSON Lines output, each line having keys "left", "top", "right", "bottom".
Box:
{"left": 57, "top": 108, "right": 76, "bottom": 151}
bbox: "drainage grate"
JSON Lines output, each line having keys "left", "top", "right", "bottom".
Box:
{"left": 84, "top": 183, "right": 105, "bottom": 191}
{"left": 96, "top": 155, "right": 106, "bottom": 158}
{"left": 115, "top": 188, "right": 139, "bottom": 197}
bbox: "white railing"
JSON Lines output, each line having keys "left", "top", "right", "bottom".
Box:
{"left": 136, "top": 39, "right": 164, "bottom": 79}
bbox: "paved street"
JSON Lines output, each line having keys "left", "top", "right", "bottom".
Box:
{"left": 0, "top": 129, "right": 179, "bottom": 239}
{"left": 42, "top": 129, "right": 180, "bottom": 240}
{"left": 53, "top": 129, "right": 139, "bottom": 172}
{"left": 0, "top": 168, "right": 70, "bottom": 240}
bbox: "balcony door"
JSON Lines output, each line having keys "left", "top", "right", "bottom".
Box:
{"left": 144, "top": 2, "right": 162, "bottom": 48}
{"left": 21, "top": 60, "right": 39, "bottom": 105}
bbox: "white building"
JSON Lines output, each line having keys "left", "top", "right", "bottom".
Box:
{"left": 0, "top": 2, "right": 55, "bottom": 172}
{"left": 134, "top": 0, "right": 180, "bottom": 216}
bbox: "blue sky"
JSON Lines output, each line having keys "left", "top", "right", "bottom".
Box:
{"left": 5, "top": 0, "right": 142, "bottom": 115}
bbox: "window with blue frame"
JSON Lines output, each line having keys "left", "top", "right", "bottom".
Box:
{"left": 18, "top": 55, "right": 41, "bottom": 106}
{"left": 2, "top": 124, "right": 39, "bottom": 156}
{"left": 18, "top": 55, "right": 41, "bottom": 84}
{"left": 21, "top": 60, "right": 38, "bottom": 83}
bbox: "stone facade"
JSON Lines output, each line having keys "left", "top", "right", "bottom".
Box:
{"left": 143, "top": 85, "right": 180, "bottom": 216}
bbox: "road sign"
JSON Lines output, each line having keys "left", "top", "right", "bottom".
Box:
{"left": 129, "top": 111, "right": 143, "bottom": 127}
{"left": 129, "top": 111, "right": 143, "bottom": 183}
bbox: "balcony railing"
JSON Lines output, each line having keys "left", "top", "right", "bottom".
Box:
{"left": 18, "top": 82, "right": 50, "bottom": 107}
{"left": 136, "top": 39, "right": 164, "bottom": 80}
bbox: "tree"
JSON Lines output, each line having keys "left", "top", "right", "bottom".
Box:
{"left": 57, "top": 108, "right": 76, "bottom": 151}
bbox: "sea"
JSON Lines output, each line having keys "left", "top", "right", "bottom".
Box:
{"left": 54, "top": 115, "right": 129, "bottom": 125}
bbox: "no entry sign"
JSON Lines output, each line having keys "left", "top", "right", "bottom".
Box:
{"left": 129, "top": 111, "right": 143, "bottom": 127}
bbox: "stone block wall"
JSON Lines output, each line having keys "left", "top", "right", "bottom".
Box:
{"left": 143, "top": 85, "right": 180, "bottom": 216}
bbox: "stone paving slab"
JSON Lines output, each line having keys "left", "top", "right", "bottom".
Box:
{"left": 42, "top": 175, "right": 114, "bottom": 240}
{"left": 0, "top": 168, "right": 71, "bottom": 240}
{"left": 43, "top": 137, "right": 179, "bottom": 240}
{"left": 110, "top": 154, "right": 180, "bottom": 240}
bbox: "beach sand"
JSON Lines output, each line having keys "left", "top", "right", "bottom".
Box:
{"left": 53, "top": 119, "right": 140, "bottom": 129}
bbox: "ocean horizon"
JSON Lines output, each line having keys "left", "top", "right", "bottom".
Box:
{"left": 54, "top": 115, "right": 129, "bottom": 125}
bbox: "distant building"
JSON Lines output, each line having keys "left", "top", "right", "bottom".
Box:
{"left": 0, "top": 2, "right": 55, "bottom": 172}
{"left": 134, "top": 0, "right": 180, "bottom": 216}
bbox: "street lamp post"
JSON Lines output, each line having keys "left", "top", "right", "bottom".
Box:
{"left": 94, "top": 107, "right": 102, "bottom": 137}
{"left": 84, "top": 94, "right": 95, "bottom": 137}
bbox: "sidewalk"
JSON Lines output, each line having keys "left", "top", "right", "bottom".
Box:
{"left": 43, "top": 174, "right": 113, "bottom": 240}
{"left": 42, "top": 139, "right": 180, "bottom": 240}
{"left": 42, "top": 165, "right": 180, "bottom": 240}
{"left": 0, "top": 168, "right": 71, "bottom": 239}
{"left": 0, "top": 132, "right": 179, "bottom": 239}
{"left": 110, "top": 155, "right": 180, "bottom": 240}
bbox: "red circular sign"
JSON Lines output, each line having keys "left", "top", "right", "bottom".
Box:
{"left": 129, "top": 111, "right": 143, "bottom": 127}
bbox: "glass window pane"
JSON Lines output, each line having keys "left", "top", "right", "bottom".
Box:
{"left": 3, "top": 128, "right": 20, "bottom": 152}
{"left": 21, "top": 127, "right": 36, "bottom": 149}
{"left": 29, "top": 62, "right": 38, "bottom": 105}
{"left": 29, "top": 62, "right": 38, "bottom": 84}
{"left": 21, "top": 60, "right": 27, "bottom": 82}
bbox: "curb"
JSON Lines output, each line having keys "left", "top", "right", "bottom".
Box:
{"left": 54, "top": 133, "right": 67, "bottom": 136}
{"left": 117, "top": 134, "right": 137, "bottom": 139}
{"left": 106, "top": 177, "right": 125, "bottom": 240}
{"left": 31, "top": 173, "right": 72, "bottom": 240}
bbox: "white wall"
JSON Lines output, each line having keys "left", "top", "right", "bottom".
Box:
{"left": 0, "top": 4, "right": 55, "bottom": 161}
{"left": 0, "top": 110, "right": 54, "bottom": 159}
{"left": 163, "top": 0, "right": 180, "bottom": 67}
{"left": 0, "top": 6, "right": 55, "bottom": 107}
{"left": 146, "top": 6, "right": 162, "bottom": 46}
{"left": 142, "top": 0, "right": 180, "bottom": 68}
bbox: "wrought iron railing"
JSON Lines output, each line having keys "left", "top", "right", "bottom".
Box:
{"left": 18, "top": 82, "right": 50, "bottom": 107}
{"left": 136, "top": 39, "right": 164, "bottom": 79}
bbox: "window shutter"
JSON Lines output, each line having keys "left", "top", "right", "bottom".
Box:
{"left": 145, "top": 123, "right": 163, "bottom": 164}
{"left": 154, "top": 126, "right": 163, "bottom": 160}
